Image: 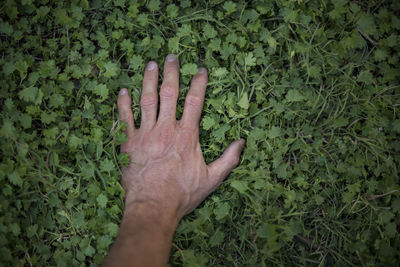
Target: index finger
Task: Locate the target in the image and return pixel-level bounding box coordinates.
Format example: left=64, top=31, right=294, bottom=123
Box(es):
left=180, top=67, right=207, bottom=130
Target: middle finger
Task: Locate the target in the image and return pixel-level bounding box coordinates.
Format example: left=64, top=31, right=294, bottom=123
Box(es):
left=157, top=54, right=180, bottom=125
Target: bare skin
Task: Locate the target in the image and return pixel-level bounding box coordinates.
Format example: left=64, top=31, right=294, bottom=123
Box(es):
left=103, top=54, right=245, bottom=267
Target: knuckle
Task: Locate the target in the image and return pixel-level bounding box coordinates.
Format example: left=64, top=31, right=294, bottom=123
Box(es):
left=140, top=94, right=157, bottom=108
left=185, top=94, right=202, bottom=107
left=194, top=73, right=208, bottom=83
left=118, top=106, right=131, bottom=121
left=121, top=111, right=132, bottom=121
left=143, top=75, right=155, bottom=84
left=230, top=154, right=240, bottom=167
left=160, top=85, right=176, bottom=99
left=223, top=153, right=240, bottom=167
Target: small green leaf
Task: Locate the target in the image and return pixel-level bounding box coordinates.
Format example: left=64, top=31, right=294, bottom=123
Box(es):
left=181, top=63, right=198, bottom=76
left=100, top=159, right=115, bottom=172
left=147, top=0, right=160, bottom=12
left=68, top=135, right=82, bottom=149
left=223, top=1, right=237, bottom=15
left=93, top=83, right=109, bottom=102
left=18, top=86, right=43, bottom=104
left=256, top=223, right=276, bottom=239
left=129, top=55, right=143, bottom=70
left=96, top=194, right=108, bottom=209
left=212, top=125, right=231, bottom=141
left=209, top=228, right=225, bottom=247
left=8, top=172, right=23, bottom=187
left=102, top=61, right=119, bottom=78
left=267, top=126, right=281, bottom=138
left=230, top=180, right=248, bottom=194
left=244, top=52, right=256, bottom=67
left=166, top=4, right=179, bottom=18
left=84, top=245, right=95, bottom=256
left=285, top=89, right=305, bottom=102
left=237, top=92, right=249, bottom=109
left=212, top=67, right=228, bottom=77
left=202, top=116, right=216, bottom=130
left=214, top=202, right=230, bottom=220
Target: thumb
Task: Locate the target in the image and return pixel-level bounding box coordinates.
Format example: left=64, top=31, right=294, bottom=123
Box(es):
left=207, top=139, right=245, bottom=189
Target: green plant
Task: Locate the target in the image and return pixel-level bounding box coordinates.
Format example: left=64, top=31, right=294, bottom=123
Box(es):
left=0, top=0, right=399, bottom=266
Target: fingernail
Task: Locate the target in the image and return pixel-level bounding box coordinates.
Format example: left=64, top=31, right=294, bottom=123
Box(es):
left=198, top=67, right=206, bottom=74
left=238, top=139, right=246, bottom=147
left=166, top=54, right=176, bottom=62
left=120, top=88, right=128, bottom=95
left=146, top=61, right=156, bottom=71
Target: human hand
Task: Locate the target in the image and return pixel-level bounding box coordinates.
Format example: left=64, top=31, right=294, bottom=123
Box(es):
left=117, top=54, right=245, bottom=223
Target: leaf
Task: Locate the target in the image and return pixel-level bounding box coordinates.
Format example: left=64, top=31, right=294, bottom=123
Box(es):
left=100, top=159, right=115, bottom=172
left=223, top=1, right=237, bottom=15
left=214, top=202, right=230, bottom=220
left=203, top=23, right=217, bottom=39
left=267, top=33, right=277, bottom=51
left=181, top=63, right=198, bottom=76
left=84, top=245, right=95, bottom=256
left=212, top=67, right=228, bottom=77
left=177, top=24, right=191, bottom=38
left=129, top=55, right=143, bottom=70
left=14, top=60, right=28, bottom=79
left=26, top=224, right=38, bottom=238
left=96, top=194, right=108, bottom=209
left=357, top=13, right=377, bottom=36
left=237, top=92, right=249, bottom=109
left=267, top=126, right=281, bottom=138
left=392, top=120, right=400, bottom=133
left=120, top=39, right=133, bottom=52
left=244, top=52, right=256, bottom=67
left=166, top=4, right=179, bottom=18
left=97, top=236, right=112, bottom=250
left=230, top=180, right=248, bottom=194
left=0, top=21, right=13, bottom=35
left=18, top=86, right=43, bottom=104
left=102, top=61, right=119, bottom=78
left=49, top=93, right=65, bottom=108
left=10, top=223, right=21, bottom=236
left=276, top=163, right=287, bottom=179
left=68, top=134, right=82, bottom=149
left=212, top=125, right=230, bottom=141
left=19, top=113, right=32, bottom=129
left=8, top=172, right=23, bottom=187
left=333, top=117, right=348, bottom=128
left=168, top=37, right=180, bottom=53
left=308, top=65, right=321, bottom=78
left=208, top=38, right=221, bottom=52
left=147, top=0, right=161, bottom=12
left=93, top=83, right=109, bottom=102
left=209, top=228, right=225, bottom=247
left=104, top=222, right=119, bottom=237
left=202, top=116, right=215, bottom=130
left=285, top=89, right=305, bottom=102
left=385, top=222, right=397, bottom=238
left=256, top=223, right=276, bottom=239
left=127, top=4, right=139, bottom=17
left=357, top=70, right=373, bottom=84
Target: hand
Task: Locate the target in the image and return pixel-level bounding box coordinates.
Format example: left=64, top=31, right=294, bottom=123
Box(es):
left=117, top=54, right=245, bottom=221
left=104, top=54, right=245, bottom=267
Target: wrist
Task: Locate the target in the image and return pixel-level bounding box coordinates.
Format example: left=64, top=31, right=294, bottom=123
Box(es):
left=123, top=199, right=180, bottom=236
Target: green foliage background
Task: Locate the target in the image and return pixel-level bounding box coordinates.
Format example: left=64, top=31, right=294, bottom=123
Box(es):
left=1, top=0, right=399, bottom=266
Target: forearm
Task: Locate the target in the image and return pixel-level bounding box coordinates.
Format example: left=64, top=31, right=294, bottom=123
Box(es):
left=103, top=202, right=179, bottom=267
